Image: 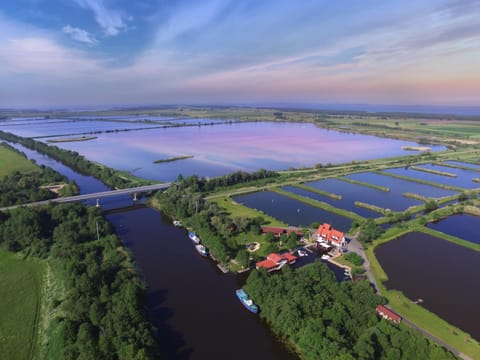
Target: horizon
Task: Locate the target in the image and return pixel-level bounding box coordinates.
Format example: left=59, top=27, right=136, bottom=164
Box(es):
left=1, top=0, right=480, bottom=108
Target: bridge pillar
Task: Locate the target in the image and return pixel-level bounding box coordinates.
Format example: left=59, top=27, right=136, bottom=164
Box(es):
left=96, top=198, right=100, bottom=207
left=133, top=193, right=137, bottom=201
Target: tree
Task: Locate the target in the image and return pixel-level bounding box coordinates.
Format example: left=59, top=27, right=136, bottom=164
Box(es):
left=235, top=249, right=249, bottom=268
left=424, top=199, right=438, bottom=213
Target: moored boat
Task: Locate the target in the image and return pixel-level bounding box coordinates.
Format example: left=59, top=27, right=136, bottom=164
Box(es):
left=235, top=289, right=258, bottom=314
left=188, top=231, right=201, bottom=244
left=195, top=244, right=209, bottom=257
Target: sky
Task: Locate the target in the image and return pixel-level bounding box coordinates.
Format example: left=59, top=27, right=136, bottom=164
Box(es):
left=0, top=0, right=479, bottom=108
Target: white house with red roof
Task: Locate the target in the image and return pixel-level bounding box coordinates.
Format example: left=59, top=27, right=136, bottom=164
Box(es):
left=316, top=223, right=346, bottom=247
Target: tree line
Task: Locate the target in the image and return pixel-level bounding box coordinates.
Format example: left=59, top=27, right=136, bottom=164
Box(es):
left=245, top=262, right=456, bottom=360
left=0, top=203, right=158, bottom=359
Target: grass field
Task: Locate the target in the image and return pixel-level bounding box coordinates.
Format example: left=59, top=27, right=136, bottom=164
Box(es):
left=0, top=250, right=44, bottom=360
left=0, top=145, right=37, bottom=177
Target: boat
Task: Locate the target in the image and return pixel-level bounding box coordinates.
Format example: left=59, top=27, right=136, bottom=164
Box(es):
left=235, top=289, right=258, bottom=314
left=173, top=220, right=182, bottom=227
left=297, top=249, right=308, bottom=257
left=188, top=231, right=201, bottom=244
left=195, top=244, right=209, bottom=257
left=321, top=254, right=331, bottom=260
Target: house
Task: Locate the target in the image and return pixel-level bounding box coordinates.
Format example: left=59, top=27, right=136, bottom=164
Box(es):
left=262, top=226, right=303, bottom=238
left=256, top=252, right=297, bottom=272
left=316, top=223, right=346, bottom=247
left=376, top=305, right=402, bottom=324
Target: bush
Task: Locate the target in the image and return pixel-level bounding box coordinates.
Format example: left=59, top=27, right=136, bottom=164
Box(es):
left=345, top=252, right=364, bottom=266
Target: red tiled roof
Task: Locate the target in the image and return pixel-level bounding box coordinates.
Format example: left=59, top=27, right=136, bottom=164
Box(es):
left=376, top=305, right=401, bottom=322
left=317, top=223, right=344, bottom=244
left=256, top=259, right=277, bottom=269
left=282, top=253, right=297, bottom=262
left=256, top=252, right=297, bottom=269
left=268, top=253, right=283, bottom=263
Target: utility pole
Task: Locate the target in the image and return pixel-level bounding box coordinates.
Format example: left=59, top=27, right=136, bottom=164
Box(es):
left=96, top=220, right=100, bottom=241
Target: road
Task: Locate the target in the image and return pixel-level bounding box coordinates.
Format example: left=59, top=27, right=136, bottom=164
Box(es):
left=0, top=182, right=171, bottom=211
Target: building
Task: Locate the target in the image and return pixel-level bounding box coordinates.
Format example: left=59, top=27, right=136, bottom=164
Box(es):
left=256, top=252, right=297, bottom=271
left=262, top=226, right=303, bottom=238
left=376, top=305, right=402, bottom=324
left=316, top=223, right=346, bottom=247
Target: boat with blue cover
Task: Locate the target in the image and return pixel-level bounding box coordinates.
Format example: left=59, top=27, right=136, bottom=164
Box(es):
left=235, top=289, right=258, bottom=314
left=188, top=231, right=201, bottom=244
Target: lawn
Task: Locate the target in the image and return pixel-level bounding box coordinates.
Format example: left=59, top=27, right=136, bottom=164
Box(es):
left=0, top=145, right=37, bottom=177
left=0, top=250, right=44, bottom=360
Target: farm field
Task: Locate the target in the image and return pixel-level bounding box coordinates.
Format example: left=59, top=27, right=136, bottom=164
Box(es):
left=0, top=144, right=37, bottom=177
left=0, top=249, right=44, bottom=360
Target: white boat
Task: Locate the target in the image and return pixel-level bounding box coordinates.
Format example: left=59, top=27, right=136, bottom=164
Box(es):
left=173, top=220, right=182, bottom=227
left=321, top=254, right=331, bottom=260
left=297, top=249, right=308, bottom=257
left=188, top=231, right=201, bottom=244
left=195, top=244, right=209, bottom=257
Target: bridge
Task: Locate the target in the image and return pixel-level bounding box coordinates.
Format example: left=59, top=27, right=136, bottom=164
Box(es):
left=0, top=183, right=172, bottom=211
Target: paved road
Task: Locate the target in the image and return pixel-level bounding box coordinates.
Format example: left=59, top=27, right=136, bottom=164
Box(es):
left=346, top=234, right=380, bottom=294
left=0, top=182, right=171, bottom=211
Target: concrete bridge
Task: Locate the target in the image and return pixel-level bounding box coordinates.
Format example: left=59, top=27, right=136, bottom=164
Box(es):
left=0, top=183, right=172, bottom=211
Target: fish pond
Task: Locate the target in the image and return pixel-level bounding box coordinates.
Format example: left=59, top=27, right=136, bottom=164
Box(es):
left=383, top=164, right=480, bottom=189
left=345, top=172, right=457, bottom=199
left=281, top=184, right=379, bottom=218
left=303, top=177, right=427, bottom=212
left=375, top=232, right=480, bottom=341
left=234, top=190, right=353, bottom=230
left=427, top=214, right=480, bottom=245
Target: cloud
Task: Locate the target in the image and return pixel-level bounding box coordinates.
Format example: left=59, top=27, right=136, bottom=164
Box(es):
left=62, top=25, right=98, bottom=45
left=74, top=0, right=128, bottom=36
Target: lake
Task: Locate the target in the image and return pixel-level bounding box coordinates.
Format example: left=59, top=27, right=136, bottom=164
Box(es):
left=427, top=214, right=480, bottom=245
left=234, top=191, right=353, bottom=230
left=375, top=232, right=480, bottom=341
left=3, top=121, right=445, bottom=182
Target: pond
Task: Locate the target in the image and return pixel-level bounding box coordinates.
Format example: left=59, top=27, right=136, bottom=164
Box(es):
left=427, top=214, right=480, bottom=245
left=16, top=121, right=445, bottom=182
left=282, top=184, right=379, bottom=218
left=233, top=191, right=353, bottom=231
left=375, top=232, right=480, bottom=341
left=345, top=172, right=457, bottom=199
left=383, top=164, right=480, bottom=189
left=444, top=161, right=480, bottom=171
left=303, top=177, right=425, bottom=212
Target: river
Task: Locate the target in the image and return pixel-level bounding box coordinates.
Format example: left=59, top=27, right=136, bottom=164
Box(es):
left=9, top=143, right=298, bottom=359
